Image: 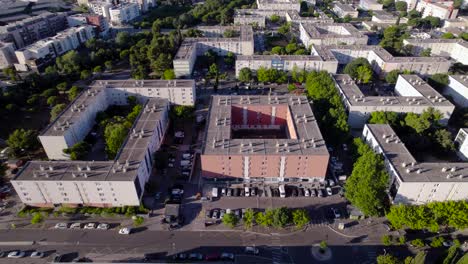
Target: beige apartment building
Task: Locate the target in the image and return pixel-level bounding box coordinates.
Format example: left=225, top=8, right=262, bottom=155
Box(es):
left=201, top=95, right=329, bottom=183
left=332, top=3, right=358, bottom=18
left=299, top=23, right=368, bottom=48
left=403, top=39, right=468, bottom=65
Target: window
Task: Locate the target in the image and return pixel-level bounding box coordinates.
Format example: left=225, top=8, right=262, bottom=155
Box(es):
left=63, top=198, right=69, bottom=201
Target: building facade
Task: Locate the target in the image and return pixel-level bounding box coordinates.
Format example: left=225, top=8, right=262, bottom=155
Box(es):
left=0, top=42, right=17, bottom=69
left=363, top=124, right=468, bottom=205
left=359, top=0, right=383, bottom=10
left=256, top=0, right=300, bottom=11
left=416, top=1, right=458, bottom=20
left=403, top=39, right=468, bottom=65
left=455, top=128, right=468, bottom=161
left=201, top=95, right=329, bottom=183
left=444, top=75, right=468, bottom=107
left=109, top=3, right=140, bottom=25
left=332, top=3, right=359, bottom=18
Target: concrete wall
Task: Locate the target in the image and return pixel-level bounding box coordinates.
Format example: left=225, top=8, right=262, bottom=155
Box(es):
left=445, top=76, right=468, bottom=107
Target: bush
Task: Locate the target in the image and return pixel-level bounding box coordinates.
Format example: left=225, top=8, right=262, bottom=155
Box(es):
left=133, top=216, right=145, bottom=227
left=398, top=235, right=406, bottom=245
left=292, top=209, right=310, bottom=228
left=243, top=208, right=255, bottom=229
left=430, top=237, right=444, bottom=248
left=222, top=213, right=238, bottom=228
left=287, top=84, right=296, bottom=92
left=411, top=239, right=425, bottom=248
left=382, top=235, right=392, bottom=246
left=31, top=212, right=44, bottom=224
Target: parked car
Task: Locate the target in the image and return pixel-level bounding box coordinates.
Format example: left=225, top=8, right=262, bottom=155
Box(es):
left=342, top=144, right=348, bottom=151
left=205, top=209, right=212, bottom=218
left=54, top=223, right=68, bottom=229
left=205, top=253, right=220, bottom=261
left=188, top=253, right=204, bottom=260
left=182, top=171, right=190, bottom=176
left=331, top=208, right=341, bottom=219
left=84, top=223, right=96, bottom=229
left=291, top=188, right=298, bottom=197
left=168, top=163, right=174, bottom=168
left=30, top=251, right=45, bottom=258
left=244, top=187, right=250, bottom=197
left=97, top=223, right=109, bottom=230
left=318, top=189, right=324, bottom=197
left=8, top=251, right=25, bottom=258
left=279, top=185, right=286, bottom=198
left=211, top=209, right=220, bottom=219
left=118, top=227, right=131, bottom=235
left=304, top=188, right=310, bottom=197
left=251, top=187, right=257, bottom=196
left=0, top=251, right=6, bottom=258
left=70, top=223, right=81, bottom=229
left=221, top=188, right=226, bottom=196
left=173, top=253, right=187, bottom=260
left=326, top=187, right=333, bottom=196
left=310, top=189, right=317, bottom=197
left=244, top=246, right=259, bottom=255
left=221, top=252, right=235, bottom=260
left=234, top=188, right=240, bottom=197
left=328, top=179, right=335, bottom=187
left=226, top=188, right=233, bottom=197
left=220, top=209, right=226, bottom=219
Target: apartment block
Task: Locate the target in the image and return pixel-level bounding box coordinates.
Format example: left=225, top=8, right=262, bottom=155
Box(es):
left=444, top=75, right=468, bottom=107
left=363, top=124, right=468, bottom=205
left=371, top=10, right=400, bottom=23
left=334, top=74, right=455, bottom=128
left=235, top=55, right=338, bottom=76
left=256, top=0, right=300, bottom=11
left=173, top=26, right=254, bottom=77
left=0, top=42, right=17, bottom=69
left=0, top=12, right=68, bottom=49
left=87, top=1, right=112, bottom=19
left=299, top=23, right=368, bottom=48
left=416, top=1, right=458, bottom=20
left=67, top=14, right=110, bottom=37
left=332, top=3, right=359, bottom=18
left=403, top=39, right=468, bottom=65
left=456, top=128, right=468, bottom=161
left=12, top=96, right=170, bottom=207
left=109, top=3, right=140, bottom=25
left=359, top=0, right=383, bottom=10
left=285, top=10, right=334, bottom=24
left=311, top=45, right=452, bottom=76
left=126, top=0, right=156, bottom=12
left=201, top=95, right=329, bottom=183
left=234, top=10, right=266, bottom=27
left=14, top=25, right=95, bottom=72
left=443, top=16, right=468, bottom=28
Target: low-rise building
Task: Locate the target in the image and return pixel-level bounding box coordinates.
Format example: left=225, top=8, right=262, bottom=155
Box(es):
left=234, top=10, right=266, bottom=27
left=235, top=55, right=338, bottom=76
left=334, top=74, right=455, bottom=128
left=173, top=26, right=254, bottom=77
left=109, top=3, right=140, bottom=25
left=332, top=3, right=359, bottom=18
left=299, top=23, right=368, bottom=48
left=362, top=124, right=468, bottom=205
left=403, top=39, right=468, bottom=65
left=285, top=10, right=334, bottom=24
left=14, top=25, right=95, bottom=72
left=359, top=0, right=383, bottom=10
left=0, top=42, right=17, bottom=69
left=201, top=95, right=329, bottom=183
left=455, top=128, right=468, bottom=161
left=371, top=10, right=399, bottom=23
left=416, top=1, right=458, bottom=20
left=444, top=75, right=468, bottom=107
left=256, top=0, right=300, bottom=11
left=312, top=45, right=452, bottom=76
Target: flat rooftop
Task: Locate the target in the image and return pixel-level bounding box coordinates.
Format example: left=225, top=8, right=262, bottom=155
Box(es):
left=333, top=3, right=356, bottom=12
left=334, top=74, right=453, bottom=107
left=14, top=97, right=169, bottom=182
left=366, top=124, right=468, bottom=182
left=404, top=38, right=468, bottom=49
left=449, top=75, right=468, bottom=87
left=237, top=54, right=334, bottom=62
left=203, top=95, right=328, bottom=156
left=301, top=23, right=364, bottom=38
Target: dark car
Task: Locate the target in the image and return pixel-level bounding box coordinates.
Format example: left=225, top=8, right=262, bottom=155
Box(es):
left=205, top=209, right=212, bottom=218
left=234, top=209, right=241, bottom=219
left=272, top=188, right=280, bottom=197
left=205, top=253, right=220, bottom=261
left=240, top=188, right=245, bottom=196
left=234, top=188, right=241, bottom=197
left=310, top=188, right=317, bottom=197
left=251, top=187, right=257, bottom=196
left=291, top=188, right=298, bottom=197
left=298, top=188, right=305, bottom=196
left=172, top=253, right=187, bottom=260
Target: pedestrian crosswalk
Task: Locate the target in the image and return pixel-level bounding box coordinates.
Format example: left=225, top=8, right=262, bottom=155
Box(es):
left=271, top=235, right=282, bottom=264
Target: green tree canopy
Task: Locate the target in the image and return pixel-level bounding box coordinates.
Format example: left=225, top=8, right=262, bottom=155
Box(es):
left=243, top=208, right=255, bottom=228
left=395, top=1, right=407, bottom=11
left=104, top=123, right=128, bottom=159
left=385, top=69, right=400, bottom=84
left=292, top=209, right=310, bottom=228
left=163, top=69, right=176, bottom=80
left=377, top=254, right=401, bottom=264
left=7, top=129, right=38, bottom=156
left=343, top=58, right=373, bottom=82
left=356, top=65, right=373, bottom=83
left=68, top=86, right=82, bottom=101
left=222, top=213, right=238, bottom=228
left=50, top=104, right=67, bottom=121
left=368, top=111, right=400, bottom=126
left=63, top=141, right=91, bottom=160
left=428, top=74, right=448, bottom=92
left=238, top=67, right=253, bottom=82
left=56, top=50, right=81, bottom=75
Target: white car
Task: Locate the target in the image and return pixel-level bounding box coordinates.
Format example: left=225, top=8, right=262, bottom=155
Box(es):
left=244, top=187, right=250, bottom=197
left=304, top=188, right=310, bottom=197
left=84, top=223, right=96, bottom=229
left=30, top=251, right=44, bottom=258
left=119, top=227, right=131, bottom=235
left=54, top=223, right=68, bottom=229
left=70, top=222, right=81, bottom=229
left=97, top=223, right=110, bottom=230
left=8, top=251, right=25, bottom=258
left=168, top=163, right=174, bottom=168
left=245, top=246, right=259, bottom=255
left=326, top=187, right=333, bottom=196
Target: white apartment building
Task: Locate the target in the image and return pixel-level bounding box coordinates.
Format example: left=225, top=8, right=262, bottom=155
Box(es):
left=235, top=55, right=338, bottom=76
left=416, top=1, right=458, bottom=20
left=299, top=23, right=368, bottom=48
left=363, top=124, right=468, bottom=205
left=332, top=3, right=359, bottom=18
left=0, top=42, right=17, bottom=69
left=443, top=16, right=468, bottom=28
left=234, top=10, right=266, bottom=27
left=109, top=3, right=140, bottom=25
left=173, top=26, right=254, bottom=77
left=14, top=25, right=95, bottom=72
left=334, top=74, right=455, bottom=128
left=12, top=96, right=170, bottom=207
left=285, top=10, right=334, bottom=24
left=372, top=10, right=400, bottom=23
left=256, top=0, right=300, bottom=11
left=359, top=0, right=383, bottom=10
left=444, top=75, right=468, bottom=107
left=403, top=39, right=468, bottom=65
left=456, top=128, right=468, bottom=161
left=312, top=45, right=452, bottom=76
left=88, top=1, right=112, bottom=19
left=126, top=0, right=156, bottom=13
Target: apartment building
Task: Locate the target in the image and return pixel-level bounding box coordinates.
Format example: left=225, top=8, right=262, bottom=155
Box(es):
left=363, top=124, right=468, bottom=205
left=444, top=75, right=468, bottom=107
left=372, top=10, right=400, bottom=23
left=234, top=10, right=266, bottom=27
left=0, top=12, right=68, bottom=49
left=67, top=14, right=110, bottom=37
left=235, top=55, right=338, bottom=76
left=334, top=74, right=455, bottom=128
left=332, top=3, right=359, bottom=18
left=0, top=42, right=17, bottom=69
left=126, top=0, right=156, bottom=12
left=256, top=0, right=300, bottom=11
left=403, top=39, right=468, bottom=65
left=173, top=26, right=254, bottom=77
left=416, top=1, right=458, bottom=20
left=285, top=10, right=334, bottom=24
left=443, top=16, right=468, bottom=28
left=299, top=23, right=368, bottom=48
left=87, top=1, right=112, bottom=19
left=456, top=128, right=468, bottom=161
left=201, top=95, right=329, bottom=183
left=109, top=3, right=140, bottom=25
left=14, top=25, right=95, bottom=72
left=311, top=45, right=452, bottom=76
left=359, top=0, right=383, bottom=10
left=12, top=96, right=170, bottom=207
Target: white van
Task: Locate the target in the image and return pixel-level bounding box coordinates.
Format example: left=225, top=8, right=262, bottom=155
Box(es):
left=279, top=185, right=286, bottom=198
left=212, top=187, right=218, bottom=198
left=244, top=187, right=250, bottom=197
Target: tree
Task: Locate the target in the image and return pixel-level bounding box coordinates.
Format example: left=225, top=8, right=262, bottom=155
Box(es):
left=292, top=209, right=310, bottom=228
left=271, top=46, right=285, bottom=55
left=50, top=104, right=67, bottom=121
left=428, top=74, right=448, bottom=92
left=291, top=66, right=307, bottom=83
left=222, top=213, right=238, bottom=228
left=404, top=108, right=442, bottom=134
left=385, top=70, right=400, bottom=84
left=460, top=32, right=468, bottom=41
left=115, top=32, right=132, bottom=48
left=382, top=235, right=392, bottom=246
left=319, top=241, right=327, bottom=250
left=441, top=32, right=455, bottom=39
left=395, top=1, right=407, bottom=11
left=31, top=212, right=44, bottom=224
left=93, top=65, right=103, bottom=73
left=104, top=123, right=128, bottom=158
left=207, top=63, right=224, bottom=91
left=434, top=129, right=455, bottom=152
left=424, top=16, right=441, bottom=28
left=270, top=14, right=280, bottom=23
left=133, top=215, right=144, bottom=226
left=63, top=141, right=91, bottom=160
left=379, top=25, right=409, bottom=54
left=272, top=207, right=290, bottom=228
left=255, top=210, right=273, bottom=227
left=80, top=69, right=91, bottom=80
left=345, top=138, right=389, bottom=216
left=430, top=236, right=444, bottom=248
left=56, top=82, right=68, bottom=92
left=104, top=60, right=113, bottom=71
left=68, top=86, right=82, bottom=101
left=410, top=239, right=425, bottom=247
left=356, top=65, right=373, bottom=83
left=3, top=66, right=19, bottom=82
left=224, top=52, right=235, bottom=67
left=288, top=84, right=296, bottom=92
left=56, top=50, right=81, bottom=75
left=41, top=88, right=57, bottom=98
left=369, top=111, right=399, bottom=126
left=172, top=105, right=194, bottom=119
left=150, top=53, right=172, bottom=76
left=278, top=22, right=291, bottom=35
left=420, top=48, right=431, bottom=57
left=377, top=254, right=401, bottom=264
left=238, top=67, right=253, bottom=83
left=47, top=96, right=58, bottom=106
left=243, top=208, right=255, bottom=229
left=7, top=129, right=38, bottom=156
left=285, top=43, right=298, bottom=54
left=163, top=69, right=176, bottom=80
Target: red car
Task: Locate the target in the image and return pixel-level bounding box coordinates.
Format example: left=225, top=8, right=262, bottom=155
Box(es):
left=205, top=253, right=220, bottom=261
